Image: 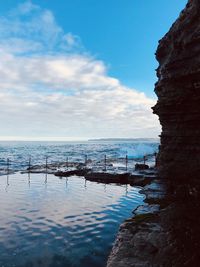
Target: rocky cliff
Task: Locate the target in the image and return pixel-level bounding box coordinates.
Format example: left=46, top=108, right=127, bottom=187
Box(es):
left=153, top=0, right=200, bottom=181
left=107, top=2, right=200, bottom=267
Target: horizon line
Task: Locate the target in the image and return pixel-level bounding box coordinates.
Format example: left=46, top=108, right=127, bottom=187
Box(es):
left=0, top=137, right=159, bottom=142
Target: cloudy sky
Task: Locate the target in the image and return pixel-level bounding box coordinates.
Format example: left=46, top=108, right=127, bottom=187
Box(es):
left=0, top=0, right=187, bottom=141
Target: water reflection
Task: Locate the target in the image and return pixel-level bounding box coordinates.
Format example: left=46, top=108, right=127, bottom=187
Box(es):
left=45, top=173, right=48, bottom=184
left=28, top=172, right=31, bottom=187
left=104, top=183, right=107, bottom=193
left=0, top=173, right=144, bottom=267
left=125, top=184, right=128, bottom=196
left=5, top=174, right=9, bottom=192
left=84, top=179, right=87, bottom=189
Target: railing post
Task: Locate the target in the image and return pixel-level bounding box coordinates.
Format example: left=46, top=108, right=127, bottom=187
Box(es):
left=7, top=158, right=10, bottom=174
left=143, top=155, right=146, bottom=165
left=125, top=154, right=128, bottom=172
left=66, top=157, right=69, bottom=169
left=85, top=154, right=87, bottom=167
left=45, top=156, right=48, bottom=174
left=28, top=156, right=31, bottom=172
left=104, top=155, right=107, bottom=172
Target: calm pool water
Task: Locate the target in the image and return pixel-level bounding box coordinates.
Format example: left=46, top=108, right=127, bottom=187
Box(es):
left=0, top=173, right=144, bottom=267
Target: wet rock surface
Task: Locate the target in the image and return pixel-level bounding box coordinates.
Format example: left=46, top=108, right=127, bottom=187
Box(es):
left=84, top=172, right=129, bottom=184
left=107, top=178, right=169, bottom=267
left=55, top=168, right=90, bottom=177
left=55, top=169, right=155, bottom=187
left=23, top=160, right=156, bottom=187
left=135, top=163, right=149, bottom=171
left=107, top=176, right=200, bottom=267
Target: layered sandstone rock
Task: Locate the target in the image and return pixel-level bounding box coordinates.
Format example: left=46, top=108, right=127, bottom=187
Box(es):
left=107, top=2, right=200, bottom=267
left=153, top=0, right=200, bottom=180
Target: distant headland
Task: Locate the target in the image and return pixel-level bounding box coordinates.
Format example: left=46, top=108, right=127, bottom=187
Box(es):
left=88, top=138, right=160, bottom=142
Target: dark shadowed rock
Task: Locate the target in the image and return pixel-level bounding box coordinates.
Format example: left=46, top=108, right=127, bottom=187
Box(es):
left=107, top=1, right=200, bottom=266
left=135, top=163, right=149, bottom=171
left=84, top=172, right=129, bottom=184
left=152, top=0, right=200, bottom=180
left=55, top=169, right=90, bottom=177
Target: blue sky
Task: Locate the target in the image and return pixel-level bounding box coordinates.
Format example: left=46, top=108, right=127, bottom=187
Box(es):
left=0, top=1, right=187, bottom=140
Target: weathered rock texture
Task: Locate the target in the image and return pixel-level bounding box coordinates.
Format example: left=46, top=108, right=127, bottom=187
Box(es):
left=107, top=2, right=200, bottom=267
left=153, top=0, right=200, bottom=180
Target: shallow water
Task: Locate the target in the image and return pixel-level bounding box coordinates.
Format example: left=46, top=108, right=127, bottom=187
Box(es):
left=0, top=173, right=144, bottom=267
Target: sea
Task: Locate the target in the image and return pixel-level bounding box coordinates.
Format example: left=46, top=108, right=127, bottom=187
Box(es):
left=0, top=140, right=159, bottom=267
left=0, top=139, right=159, bottom=171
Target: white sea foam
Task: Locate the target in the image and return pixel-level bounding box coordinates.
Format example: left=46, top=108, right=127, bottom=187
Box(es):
left=0, top=140, right=159, bottom=170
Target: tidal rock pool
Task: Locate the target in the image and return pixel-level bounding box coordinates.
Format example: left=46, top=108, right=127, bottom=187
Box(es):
left=0, top=173, right=144, bottom=267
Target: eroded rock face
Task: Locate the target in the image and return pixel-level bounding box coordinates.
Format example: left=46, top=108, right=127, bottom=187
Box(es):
left=107, top=3, right=200, bottom=267
left=153, top=0, right=200, bottom=180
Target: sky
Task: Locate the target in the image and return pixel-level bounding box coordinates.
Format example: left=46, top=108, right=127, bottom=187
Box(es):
left=0, top=0, right=187, bottom=141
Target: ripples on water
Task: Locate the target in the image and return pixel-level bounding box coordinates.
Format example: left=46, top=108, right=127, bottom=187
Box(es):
left=0, top=173, right=144, bottom=267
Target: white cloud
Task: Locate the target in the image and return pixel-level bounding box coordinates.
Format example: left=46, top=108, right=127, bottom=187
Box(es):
left=0, top=1, right=160, bottom=140
left=0, top=1, right=81, bottom=54
left=14, top=0, right=39, bottom=15
left=0, top=51, right=119, bottom=91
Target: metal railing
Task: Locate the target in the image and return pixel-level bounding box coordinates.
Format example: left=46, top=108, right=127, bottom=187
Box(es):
left=0, top=152, right=158, bottom=175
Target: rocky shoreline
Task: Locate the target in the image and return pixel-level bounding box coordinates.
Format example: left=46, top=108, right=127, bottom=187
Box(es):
left=106, top=174, right=168, bottom=267
left=106, top=175, right=200, bottom=267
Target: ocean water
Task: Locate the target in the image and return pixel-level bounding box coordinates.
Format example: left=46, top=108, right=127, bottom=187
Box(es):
left=0, top=140, right=159, bottom=171
left=0, top=140, right=159, bottom=267
left=0, top=173, right=144, bottom=267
